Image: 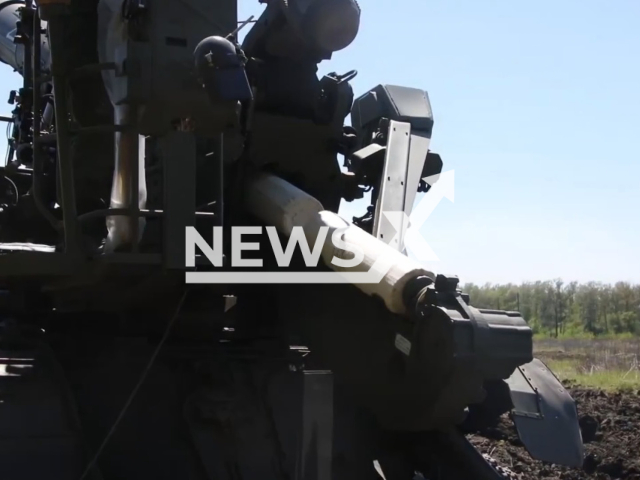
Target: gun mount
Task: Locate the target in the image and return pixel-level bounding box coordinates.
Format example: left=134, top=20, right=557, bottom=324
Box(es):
left=0, top=1, right=583, bottom=479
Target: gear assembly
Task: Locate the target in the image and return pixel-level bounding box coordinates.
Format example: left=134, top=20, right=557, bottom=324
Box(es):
left=0, top=1, right=583, bottom=479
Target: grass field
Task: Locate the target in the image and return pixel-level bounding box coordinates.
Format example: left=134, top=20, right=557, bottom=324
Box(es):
left=534, top=337, right=640, bottom=391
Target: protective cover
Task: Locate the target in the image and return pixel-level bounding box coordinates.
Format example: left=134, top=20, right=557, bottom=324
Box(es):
left=506, top=358, right=584, bottom=467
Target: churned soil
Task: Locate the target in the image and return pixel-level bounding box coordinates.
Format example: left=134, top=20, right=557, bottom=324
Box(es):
left=468, top=382, right=640, bottom=480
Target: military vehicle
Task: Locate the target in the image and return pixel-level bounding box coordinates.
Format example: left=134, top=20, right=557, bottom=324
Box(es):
left=0, top=0, right=583, bottom=479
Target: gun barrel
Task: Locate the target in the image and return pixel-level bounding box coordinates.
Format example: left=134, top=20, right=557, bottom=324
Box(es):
left=245, top=173, right=435, bottom=315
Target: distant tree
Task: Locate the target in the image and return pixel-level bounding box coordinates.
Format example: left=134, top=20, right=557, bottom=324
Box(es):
left=459, top=279, right=640, bottom=336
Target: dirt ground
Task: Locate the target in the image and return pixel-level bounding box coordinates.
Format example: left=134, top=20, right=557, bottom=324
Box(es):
left=468, top=381, right=640, bottom=480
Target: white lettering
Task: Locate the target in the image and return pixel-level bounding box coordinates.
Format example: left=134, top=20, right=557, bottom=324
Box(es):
left=266, top=226, right=327, bottom=267
left=185, top=227, right=223, bottom=267
left=232, top=226, right=263, bottom=267
left=330, top=227, right=364, bottom=268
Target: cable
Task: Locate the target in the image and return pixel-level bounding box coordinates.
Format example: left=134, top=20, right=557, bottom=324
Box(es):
left=4, top=122, right=10, bottom=166
left=78, top=289, right=189, bottom=480
left=1, top=174, right=18, bottom=205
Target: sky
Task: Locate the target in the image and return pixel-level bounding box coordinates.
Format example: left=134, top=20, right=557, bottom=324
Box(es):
left=0, top=0, right=639, bottom=285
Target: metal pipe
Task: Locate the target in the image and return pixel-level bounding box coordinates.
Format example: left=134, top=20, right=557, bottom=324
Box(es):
left=41, top=98, right=53, bottom=130
left=47, top=14, right=79, bottom=252
left=215, top=133, right=223, bottom=228
left=78, top=208, right=214, bottom=222
left=129, top=112, right=140, bottom=253
left=19, top=2, right=32, bottom=152
left=31, top=6, right=58, bottom=230
left=244, top=174, right=435, bottom=316
left=104, top=104, right=147, bottom=253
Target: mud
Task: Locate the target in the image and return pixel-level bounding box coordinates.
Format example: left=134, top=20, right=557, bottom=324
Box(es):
left=469, top=382, right=640, bottom=479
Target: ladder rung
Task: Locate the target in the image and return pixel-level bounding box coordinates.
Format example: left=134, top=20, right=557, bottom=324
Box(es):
left=35, top=125, right=131, bottom=143
left=71, top=124, right=130, bottom=134
left=36, top=63, right=117, bottom=85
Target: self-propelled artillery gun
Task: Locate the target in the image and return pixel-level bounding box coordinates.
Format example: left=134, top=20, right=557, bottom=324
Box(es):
left=0, top=1, right=583, bottom=479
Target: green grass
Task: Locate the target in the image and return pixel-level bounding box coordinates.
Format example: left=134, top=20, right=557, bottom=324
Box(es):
left=533, top=337, right=640, bottom=391
left=541, top=357, right=640, bottom=392
left=533, top=331, right=639, bottom=341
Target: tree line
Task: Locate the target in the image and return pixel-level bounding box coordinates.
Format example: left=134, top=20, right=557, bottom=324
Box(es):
left=461, top=280, right=640, bottom=337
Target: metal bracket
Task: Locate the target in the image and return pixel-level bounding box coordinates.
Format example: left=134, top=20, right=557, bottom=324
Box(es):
left=505, top=362, right=544, bottom=420
left=404, top=130, right=431, bottom=215
left=505, top=358, right=584, bottom=467
left=372, top=120, right=432, bottom=252
left=372, top=120, right=411, bottom=250
left=160, top=131, right=196, bottom=269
